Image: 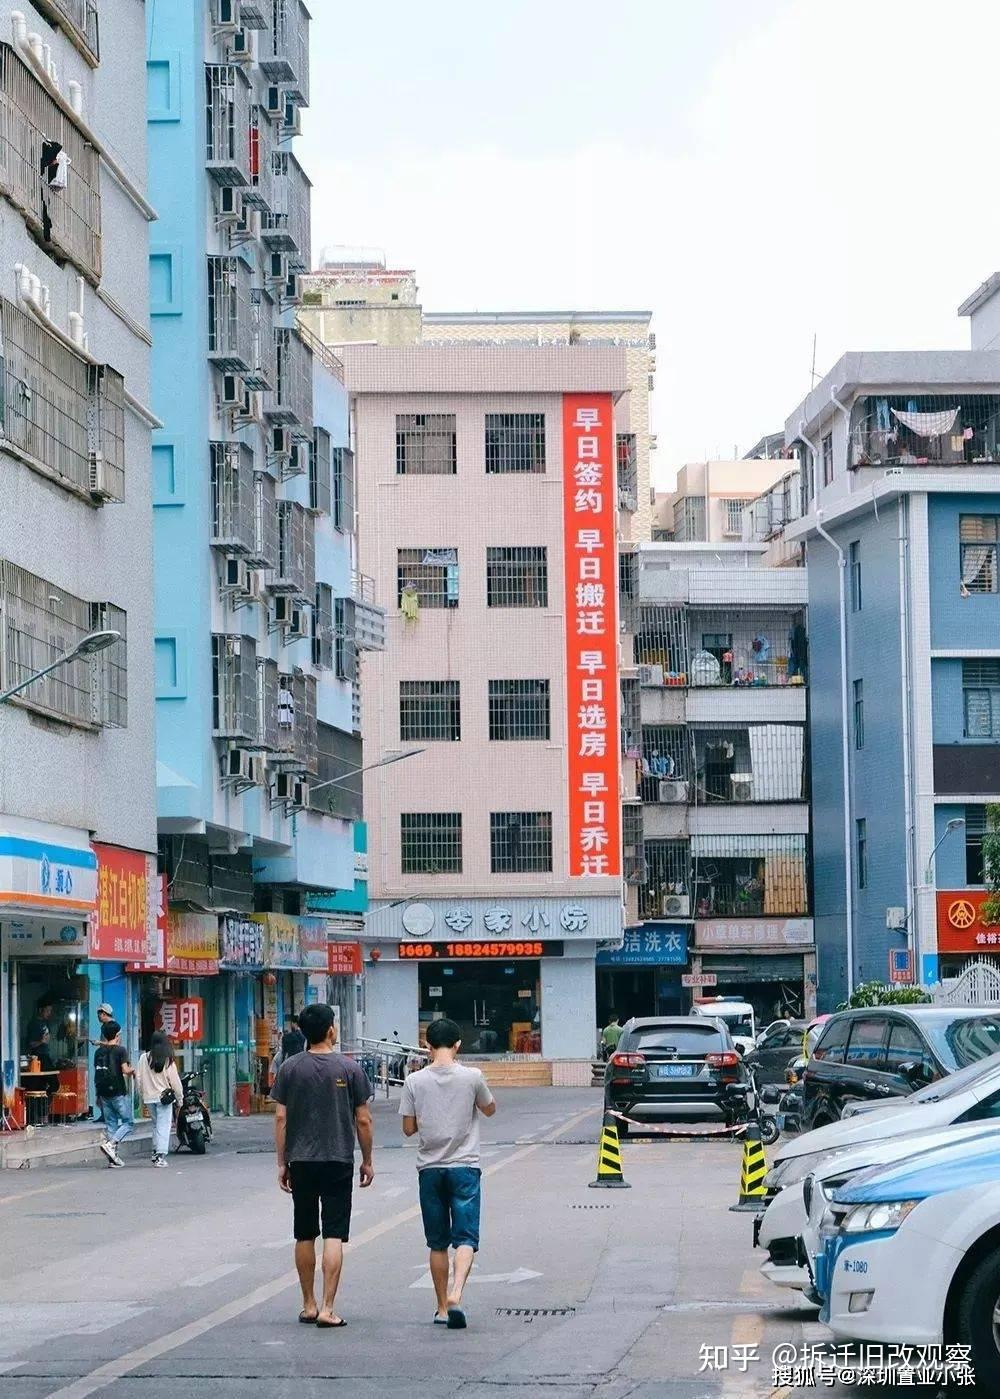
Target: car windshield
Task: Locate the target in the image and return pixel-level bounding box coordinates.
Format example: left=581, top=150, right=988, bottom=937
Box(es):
left=908, top=1049, right=1000, bottom=1102
left=712, top=1014, right=752, bottom=1037
left=628, top=1025, right=726, bottom=1054
left=925, top=1017, right=1000, bottom=1070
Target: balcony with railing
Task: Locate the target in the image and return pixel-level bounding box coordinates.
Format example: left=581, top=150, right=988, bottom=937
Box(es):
left=262, top=151, right=311, bottom=271
left=690, top=725, right=806, bottom=805
left=691, top=834, right=808, bottom=918
left=636, top=604, right=809, bottom=689
left=639, top=725, right=690, bottom=804
left=0, top=44, right=102, bottom=282
left=351, top=570, right=386, bottom=651
left=745, top=470, right=801, bottom=543
left=274, top=668, right=318, bottom=775
left=30, top=0, right=99, bottom=64
left=264, top=326, right=313, bottom=432
left=273, top=499, right=315, bottom=598
left=212, top=633, right=258, bottom=742
left=210, top=441, right=255, bottom=554
left=639, top=839, right=691, bottom=921
left=205, top=65, right=251, bottom=187
left=849, top=393, right=1000, bottom=470
left=0, top=561, right=126, bottom=728
left=260, top=0, right=310, bottom=105
left=208, top=255, right=254, bottom=374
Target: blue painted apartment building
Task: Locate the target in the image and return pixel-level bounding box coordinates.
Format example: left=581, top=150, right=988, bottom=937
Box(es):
left=144, top=1, right=383, bottom=1109
left=786, top=279, right=1000, bottom=1007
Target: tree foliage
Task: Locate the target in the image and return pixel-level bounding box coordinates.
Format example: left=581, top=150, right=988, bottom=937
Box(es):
left=837, top=979, right=932, bottom=1010
left=981, top=803, right=1000, bottom=925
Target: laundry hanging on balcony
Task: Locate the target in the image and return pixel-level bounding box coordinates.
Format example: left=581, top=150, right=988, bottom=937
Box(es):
left=891, top=407, right=959, bottom=438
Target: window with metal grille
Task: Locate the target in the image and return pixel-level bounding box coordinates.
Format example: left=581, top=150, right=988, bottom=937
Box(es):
left=490, top=811, right=552, bottom=873
left=723, top=499, right=745, bottom=536
left=212, top=634, right=258, bottom=740
left=400, top=681, right=460, bottom=742
left=853, top=679, right=864, bottom=749
left=401, top=812, right=462, bottom=874
left=313, top=583, right=333, bottom=669
left=966, top=806, right=987, bottom=884
left=486, top=547, right=547, bottom=608
left=310, top=427, right=332, bottom=514
left=31, top=1, right=100, bottom=63
left=92, top=601, right=127, bottom=729
left=850, top=541, right=862, bottom=610
left=856, top=818, right=868, bottom=889
left=488, top=680, right=550, bottom=740
left=640, top=840, right=690, bottom=919
left=963, top=659, right=1000, bottom=736
left=396, top=414, right=457, bottom=475
left=673, top=497, right=705, bottom=541
left=332, top=446, right=355, bottom=532
left=485, top=413, right=545, bottom=474
left=821, top=432, right=834, bottom=486
left=396, top=548, right=459, bottom=608
left=691, top=834, right=808, bottom=916
left=622, top=803, right=645, bottom=885
left=961, top=516, right=999, bottom=594
left=641, top=726, right=690, bottom=800
left=312, top=723, right=362, bottom=821
left=335, top=598, right=357, bottom=681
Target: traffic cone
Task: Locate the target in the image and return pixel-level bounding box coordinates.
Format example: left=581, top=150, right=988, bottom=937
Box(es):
left=729, top=1122, right=768, bottom=1212
left=589, top=1111, right=631, bottom=1189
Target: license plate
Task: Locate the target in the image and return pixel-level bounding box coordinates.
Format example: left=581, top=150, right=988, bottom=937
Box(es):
left=655, top=1064, right=695, bottom=1078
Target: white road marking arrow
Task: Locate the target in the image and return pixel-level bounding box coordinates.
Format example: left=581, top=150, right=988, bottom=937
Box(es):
left=409, top=1267, right=542, bottom=1289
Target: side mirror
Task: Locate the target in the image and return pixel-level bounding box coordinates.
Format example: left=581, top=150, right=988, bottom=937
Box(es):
left=899, top=1060, right=931, bottom=1087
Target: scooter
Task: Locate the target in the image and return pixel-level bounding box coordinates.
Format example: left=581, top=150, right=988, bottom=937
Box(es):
left=174, top=1071, right=213, bottom=1155
left=724, top=1060, right=781, bottom=1146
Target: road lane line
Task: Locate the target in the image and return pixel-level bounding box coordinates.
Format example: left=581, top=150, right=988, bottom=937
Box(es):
left=0, top=1182, right=64, bottom=1207
left=44, top=1103, right=599, bottom=1399
left=382, top=1185, right=408, bottom=1199
left=183, top=1264, right=244, bottom=1288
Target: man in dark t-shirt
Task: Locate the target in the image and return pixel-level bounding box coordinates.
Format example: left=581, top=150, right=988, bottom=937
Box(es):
left=271, top=1003, right=373, bottom=1327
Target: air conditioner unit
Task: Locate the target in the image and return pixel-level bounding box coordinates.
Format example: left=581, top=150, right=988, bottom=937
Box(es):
left=217, top=186, right=241, bottom=223
left=273, top=594, right=295, bottom=625
left=265, top=84, right=283, bottom=116
left=284, top=272, right=301, bottom=305
left=662, top=894, right=690, bottom=918
left=730, top=773, right=753, bottom=801
left=230, top=28, right=252, bottom=61
left=236, top=386, right=260, bottom=423
left=282, top=97, right=302, bottom=137
left=267, top=252, right=287, bottom=285
left=89, top=456, right=115, bottom=501
left=274, top=772, right=308, bottom=806
left=214, top=0, right=239, bottom=30
left=271, top=425, right=292, bottom=460
left=639, top=664, right=664, bottom=687
left=285, top=605, right=307, bottom=640
left=224, top=556, right=250, bottom=592
left=658, top=779, right=688, bottom=804
left=224, top=746, right=255, bottom=782
left=220, top=373, right=244, bottom=409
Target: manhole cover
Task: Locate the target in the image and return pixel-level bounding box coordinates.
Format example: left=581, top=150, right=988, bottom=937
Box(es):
left=497, top=1307, right=575, bottom=1318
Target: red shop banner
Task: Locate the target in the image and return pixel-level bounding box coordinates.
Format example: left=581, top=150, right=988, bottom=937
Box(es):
left=91, top=844, right=155, bottom=962
left=562, top=393, right=621, bottom=879
left=328, top=941, right=363, bottom=976
left=156, top=996, right=204, bottom=1043
left=936, top=890, right=1000, bottom=953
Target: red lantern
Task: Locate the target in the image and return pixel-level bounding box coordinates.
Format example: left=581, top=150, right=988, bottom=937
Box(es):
left=262, top=971, right=276, bottom=987
left=369, top=948, right=381, bottom=962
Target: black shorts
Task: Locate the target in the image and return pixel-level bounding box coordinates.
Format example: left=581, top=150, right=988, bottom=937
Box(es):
left=289, top=1161, right=354, bottom=1241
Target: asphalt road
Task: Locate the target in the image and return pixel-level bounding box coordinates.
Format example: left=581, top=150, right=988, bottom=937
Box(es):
left=0, top=1090, right=941, bottom=1398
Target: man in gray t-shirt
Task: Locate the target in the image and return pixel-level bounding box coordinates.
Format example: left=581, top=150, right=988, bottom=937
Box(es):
left=400, top=1018, right=496, bottom=1329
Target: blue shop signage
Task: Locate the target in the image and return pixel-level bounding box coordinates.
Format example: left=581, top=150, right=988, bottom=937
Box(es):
left=597, top=924, right=689, bottom=967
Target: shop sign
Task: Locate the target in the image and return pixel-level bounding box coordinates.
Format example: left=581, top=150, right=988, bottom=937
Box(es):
left=398, top=940, right=564, bottom=961
left=328, top=940, right=362, bottom=976
left=354, top=851, right=369, bottom=878
left=562, top=393, right=621, bottom=880
left=0, top=816, right=97, bottom=915
left=5, top=919, right=88, bottom=956
left=90, top=845, right=156, bottom=962
left=219, top=915, right=265, bottom=970
left=201, top=1043, right=247, bottom=1055
left=597, top=925, right=689, bottom=967
left=695, top=918, right=814, bottom=949
left=889, top=948, right=914, bottom=985
left=936, top=891, right=1000, bottom=953
left=300, top=918, right=329, bottom=972
left=166, top=912, right=219, bottom=976
left=126, top=875, right=167, bottom=973
left=156, top=996, right=204, bottom=1043
left=682, top=972, right=717, bottom=988
left=391, top=897, right=618, bottom=942
left=254, top=912, right=303, bottom=969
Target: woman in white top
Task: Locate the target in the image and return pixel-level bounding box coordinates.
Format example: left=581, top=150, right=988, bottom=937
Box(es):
left=135, top=1031, right=183, bottom=1167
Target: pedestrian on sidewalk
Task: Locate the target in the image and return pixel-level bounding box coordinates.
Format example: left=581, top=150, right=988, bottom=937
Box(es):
left=272, top=1003, right=374, bottom=1328
left=400, top=1017, right=497, bottom=1330
left=94, top=1021, right=134, bottom=1168
left=600, top=1012, right=623, bottom=1061
left=135, top=1031, right=183, bottom=1168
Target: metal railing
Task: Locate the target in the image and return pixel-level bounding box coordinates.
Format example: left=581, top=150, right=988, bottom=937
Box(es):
left=249, top=471, right=278, bottom=570
left=211, top=442, right=256, bottom=554
left=274, top=668, right=318, bottom=775
left=264, top=326, right=313, bottom=432
left=346, top=1037, right=429, bottom=1095
left=245, top=104, right=275, bottom=212
left=30, top=0, right=99, bottom=62
left=260, top=0, right=310, bottom=105
left=247, top=288, right=276, bottom=392
left=274, top=500, right=315, bottom=598
left=262, top=151, right=311, bottom=271
left=212, top=633, right=258, bottom=741
left=256, top=656, right=279, bottom=751
left=208, top=256, right=255, bottom=373
left=205, top=65, right=251, bottom=187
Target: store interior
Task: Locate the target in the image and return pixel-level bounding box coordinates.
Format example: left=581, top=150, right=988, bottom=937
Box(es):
left=418, top=961, right=541, bottom=1053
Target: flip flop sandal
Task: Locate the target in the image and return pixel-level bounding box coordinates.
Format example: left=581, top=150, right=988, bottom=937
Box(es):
left=316, top=1317, right=347, bottom=1329
left=298, top=1312, right=318, bottom=1325
left=447, top=1307, right=467, bottom=1330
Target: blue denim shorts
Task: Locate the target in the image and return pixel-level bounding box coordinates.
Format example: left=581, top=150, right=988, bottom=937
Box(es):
left=418, top=1166, right=482, bottom=1251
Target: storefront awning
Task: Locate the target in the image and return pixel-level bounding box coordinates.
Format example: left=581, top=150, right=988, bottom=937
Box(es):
left=0, top=815, right=97, bottom=918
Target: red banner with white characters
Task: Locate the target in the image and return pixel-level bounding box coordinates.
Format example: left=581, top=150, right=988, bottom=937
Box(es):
left=562, top=394, right=621, bottom=879
left=91, top=844, right=156, bottom=962
left=156, top=997, right=204, bottom=1043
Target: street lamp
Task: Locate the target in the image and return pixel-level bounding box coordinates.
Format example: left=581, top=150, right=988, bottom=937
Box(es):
left=924, top=817, right=965, bottom=887
left=0, top=629, right=121, bottom=704
left=310, top=747, right=425, bottom=794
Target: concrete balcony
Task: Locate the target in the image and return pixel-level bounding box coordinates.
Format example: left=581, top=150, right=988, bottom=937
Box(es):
left=688, top=803, right=810, bottom=838
left=642, top=802, right=689, bottom=840
left=686, top=685, right=807, bottom=725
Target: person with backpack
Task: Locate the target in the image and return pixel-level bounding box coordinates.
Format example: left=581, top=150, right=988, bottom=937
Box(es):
left=94, top=1021, right=134, bottom=1168
left=135, top=1030, right=183, bottom=1168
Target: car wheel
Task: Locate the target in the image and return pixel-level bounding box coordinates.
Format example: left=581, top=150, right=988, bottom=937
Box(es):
left=956, top=1248, right=1000, bottom=1392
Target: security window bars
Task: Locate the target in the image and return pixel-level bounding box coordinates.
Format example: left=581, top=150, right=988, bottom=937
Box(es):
left=262, top=150, right=311, bottom=271
left=205, top=65, right=251, bottom=187
left=312, top=724, right=362, bottom=822
left=310, top=427, right=332, bottom=515
left=93, top=602, right=127, bottom=728
left=622, top=803, right=645, bottom=886
left=264, top=326, right=313, bottom=432
left=313, top=583, right=334, bottom=670
left=617, top=434, right=638, bottom=511
left=692, top=834, right=808, bottom=916
left=963, top=659, right=1000, bottom=737
left=641, top=726, right=690, bottom=800
left=485, top=413, right=545, bottom=474
left=249, top=471, right=277, bottom=570
left=275, top=501, right=315, bottom=599
left=0, top=44, right=102, bottom=281
left=966, top=806, right=986, bottom=885
left=961, top=516, right=999, bottom=594
left=856, top=818, right=868, bottom=889
left=488, top=680, right=550, bottom=741
left=335, top=597, right=357, bottom=682
left=723, top=499, right=745, bottom=536
left=207, top=256, right=254, bottom=373
left=490, top=811, right=553, bottom=874
left=400, top=681, right=461, bottom=742
left=486, top=547, right=547, bottom=608
left=849, top=393, right=1000, bottom=469
left=673, top=496, right=705, bottom=542
left=641, top=840, right=690, bottom=920
left=332, top=447, right=355, bottom=532
left=396, top=414, right=457, bottom=475
left=275, top=670, right=318, bottom=774
left=30, top=0, right=99, bottom=64
left=396, top=548, right=459, bottom=609
left=850, top=541, right=862, bottom=610
left=401, top=812, right=462, bottom=874
left=257, top=657, right=279, bottom=751
left=620, top=675, right=640, bottom=755
left=260, top=0, right=310, bottom=104
left=636, top=605, right=689, bottom=679
left=246, top=104, right=274, bottom=212
left=853, top=679, right=865, bottom=749
left=619, top=548, right=638, bottom=634
left=690, top=726, right=805, bottom=802
left=211, top=442, right=255, bottom=553
left=212, top=634, right=258, bottom=741
left=821, top=432, right=834, bottom=486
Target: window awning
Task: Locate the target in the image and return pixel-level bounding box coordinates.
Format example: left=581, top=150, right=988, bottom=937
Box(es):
left=0, top=814, right=97, bottom=917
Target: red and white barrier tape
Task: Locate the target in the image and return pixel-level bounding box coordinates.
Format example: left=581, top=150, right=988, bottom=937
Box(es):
left=606, top=1110, right=748, bottom=1138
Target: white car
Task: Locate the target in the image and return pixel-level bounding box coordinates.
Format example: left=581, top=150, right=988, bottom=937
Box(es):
left=764, top=1050, right=1000, bottom=1194
left=815, top=1130, right=1000, bottom=1386
left=691, top=998, right=756, bottom=1056
left=757, top=1120, right=1000, bottom=1297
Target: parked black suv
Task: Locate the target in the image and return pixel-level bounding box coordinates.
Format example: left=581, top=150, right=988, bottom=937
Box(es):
left=801, top=1006, right=1000, bottom=1131
left=604, top=1016, right=744, bottom=1134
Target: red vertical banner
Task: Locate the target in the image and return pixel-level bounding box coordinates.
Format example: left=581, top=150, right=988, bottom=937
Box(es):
left=563, top=394, right=622, bottom=879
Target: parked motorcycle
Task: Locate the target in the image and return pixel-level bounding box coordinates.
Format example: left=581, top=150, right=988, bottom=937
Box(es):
left=724, top=1058, right=781, bottom=1146
left=174, top=1071, right=212, bottom=1155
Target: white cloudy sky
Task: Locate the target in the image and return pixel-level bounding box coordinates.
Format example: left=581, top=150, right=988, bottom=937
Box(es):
left=300, top=0, right=1000, bottom=487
